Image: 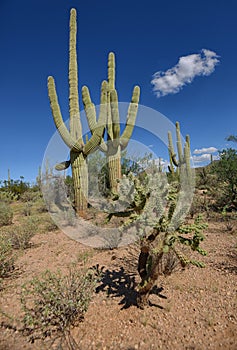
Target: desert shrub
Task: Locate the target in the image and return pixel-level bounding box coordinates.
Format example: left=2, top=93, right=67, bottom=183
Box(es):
left=189, top=191, right=207, bottom=218
left=0, top=190, right=18, bottom=203
left=0, top=202, right=13, bottom=227
left=212, top=148, right=237, bottom=209
left=0, top=235, right=15, bottom=285
left=21, top=268, right=98, bottom=340
left=35, top=198, right=48, bottom=213
left=7, top=217, right=39, bottom=250
left=22, top=202, right=33, bottom=216
left=41, top=217, right=59, bottom=232
left=20, top=191, right=43, bottom=216
left=196, top=167, right=217, bottom=190
left=63, top=208, right=76, bottom=227
left=20, top=190, right=41, bottom=203
left=221, top=206, right=236, bottom=233
left=1, top=177, right=30, bottom=199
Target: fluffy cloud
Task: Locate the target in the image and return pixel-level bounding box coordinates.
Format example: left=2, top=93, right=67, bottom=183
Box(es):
left=151, top=49, right=220, bottom=97
left=154, top=158, right=170, bottom=168
left=145, top=158, right=170, bottom=170
left=193, top=147, right=218, bottom=154
left=192, top=153, right=219, bottom=164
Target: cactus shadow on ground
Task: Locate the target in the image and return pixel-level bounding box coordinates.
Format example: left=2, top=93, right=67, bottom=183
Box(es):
left=94, top=265, right=165, bottom=309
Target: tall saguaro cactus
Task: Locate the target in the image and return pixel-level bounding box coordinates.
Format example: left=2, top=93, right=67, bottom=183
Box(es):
left=168, top=121, right=191, bottom=180
left=82, top=52, right=140, bottom=193
left=47, top=9, right=107, bottom=212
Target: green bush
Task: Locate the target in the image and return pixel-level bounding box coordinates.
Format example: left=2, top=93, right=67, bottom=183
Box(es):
left=0, top=235, right=15, bottom=285
left=40, top=216, right=58, bottom=232
left=0, top=202, right=13, bottom=227
left=21, top=268, right=98, bottom=340
left=212, top=148, right=237, bottom=209
left=35, top=198, right=48, bottom=213
left=9, top=218, right=38, bottom=250
left=1, top=177, right=30, bottom=198
left=0, top=190, right=18, bottom=203
left=22, top=202, right=33, bottom=216
left=20, top=190, right=41, bottom=203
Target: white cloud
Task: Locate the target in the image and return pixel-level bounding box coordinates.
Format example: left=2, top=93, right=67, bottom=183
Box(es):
left=193, top=147, right=218, bottom=155
left=151, top=49, right=220, bottom=97
left=152, top=158, right=170, bottom=169
left=192, top=153, right=219, bottom=164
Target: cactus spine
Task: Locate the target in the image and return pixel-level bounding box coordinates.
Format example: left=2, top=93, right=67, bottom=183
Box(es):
left=47, top=9, right=107, bottom=212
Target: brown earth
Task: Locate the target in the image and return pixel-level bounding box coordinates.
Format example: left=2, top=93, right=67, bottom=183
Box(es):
left=0, top=213, right=236, bottom=350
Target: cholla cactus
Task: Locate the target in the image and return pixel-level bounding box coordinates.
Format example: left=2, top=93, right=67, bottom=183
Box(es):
left=137, top=209, right=207, bottom=309
left=47, top=9, right=107, bottom=212
left=114, top=123, right=205, bottom=308
left=83, top=52, right=140, bottom=193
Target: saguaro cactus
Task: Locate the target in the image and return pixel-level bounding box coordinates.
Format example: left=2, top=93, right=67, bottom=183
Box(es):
left=47, top=9, right=107, bottom=212
left=7, top=169, right=11, bottom=188
left=82, top=52, right=140, bottom=193
left=168, top=122, right=192, bottom=179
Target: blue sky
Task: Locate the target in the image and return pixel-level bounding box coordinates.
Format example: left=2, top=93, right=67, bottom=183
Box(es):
left=0, top=0, right=237, bottom=183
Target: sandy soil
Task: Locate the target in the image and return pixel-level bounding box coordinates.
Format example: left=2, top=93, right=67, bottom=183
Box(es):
left=0, top=217, right=236, bottom=350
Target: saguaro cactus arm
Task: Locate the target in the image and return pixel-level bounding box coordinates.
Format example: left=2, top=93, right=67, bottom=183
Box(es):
left=110, top=89, right=120, bottom=143
left=106, top=52, right=140, bottom=148
left=168, top=130, right=178, bottom=167
left=81, top=86, right=97, bottom=131
left=47, top=76, right=83, bottom=152
left=83, top=81, right=108, bottom=155
left=82, top=84, right=108, bottom=153
left=176, top=121, right=183, bottom=164
left=55, top=161, right=71, bottom=171
left=120, top=85, right=140, bottom=149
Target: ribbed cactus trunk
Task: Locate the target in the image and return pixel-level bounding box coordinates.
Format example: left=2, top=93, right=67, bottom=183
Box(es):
left=70, top=151, right=88, bottom=211
left=106, top=53, right=121, bottom=193
left=105, top=53, right=140, bottom=194
left=107, top=145, right=121, bottom=193
left=7, top=169, right=11, bottom=188
left=47, top=9, right=108, bottom=213
left=82, top=52, right=140, bottom=195
left=68, top=8, right=88, bottom=212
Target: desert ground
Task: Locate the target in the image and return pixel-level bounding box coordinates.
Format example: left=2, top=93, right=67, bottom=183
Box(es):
left=0, top=199, right=236, bottom=350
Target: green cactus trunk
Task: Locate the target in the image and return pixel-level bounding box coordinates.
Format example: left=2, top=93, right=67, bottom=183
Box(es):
left=7, top=169, right=11, bottom=188
left=107, top=145, right=121, bottom=193
left=105, top=53, right=140, bottom=194
left=48, top=9, right=108, bottom=213
left=137, top=251, right=164, bottom=309
left=70, top=151, right=88, bottom=212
